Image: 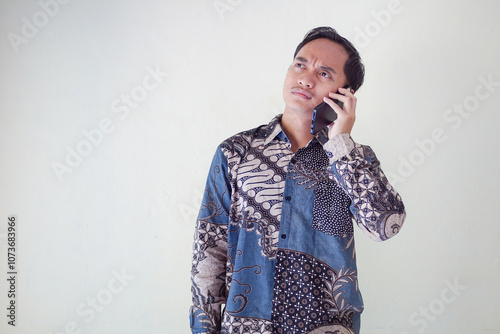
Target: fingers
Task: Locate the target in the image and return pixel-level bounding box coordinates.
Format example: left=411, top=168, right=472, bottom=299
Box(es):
left=327, top=87, right=356, bottom=112
left=326, top=87, right=357, bottom=137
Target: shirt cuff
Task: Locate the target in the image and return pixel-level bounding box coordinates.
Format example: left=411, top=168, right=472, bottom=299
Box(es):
left=323, top=133, right=355, bottom=164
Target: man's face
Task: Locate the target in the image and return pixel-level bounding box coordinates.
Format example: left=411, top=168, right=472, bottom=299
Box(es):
left=283, top=38, right=349, bottom=116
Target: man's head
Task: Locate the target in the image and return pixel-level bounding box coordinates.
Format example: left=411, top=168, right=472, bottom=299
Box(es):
left=294, top=27, right=364, bottom=92
left=283, top=27, right=364, bottom=117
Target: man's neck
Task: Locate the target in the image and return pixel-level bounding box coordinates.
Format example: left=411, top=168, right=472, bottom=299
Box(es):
left=281, top=110, right=315, bottom=153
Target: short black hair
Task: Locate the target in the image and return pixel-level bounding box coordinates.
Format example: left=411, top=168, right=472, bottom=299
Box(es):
left=294, top=27, right=365, bottom=92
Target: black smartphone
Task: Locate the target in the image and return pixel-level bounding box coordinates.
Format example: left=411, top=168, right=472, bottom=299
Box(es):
left=310, top=86, right=351, bottom=135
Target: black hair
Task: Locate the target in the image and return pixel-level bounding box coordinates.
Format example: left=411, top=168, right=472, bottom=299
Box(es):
left=294, top=26, right=365, bottom=92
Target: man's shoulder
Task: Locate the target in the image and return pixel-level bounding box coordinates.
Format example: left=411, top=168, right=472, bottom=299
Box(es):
left=220, top=115, right=282, bottom=157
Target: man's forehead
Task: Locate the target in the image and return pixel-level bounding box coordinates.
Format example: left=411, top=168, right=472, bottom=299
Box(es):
left=296, top=39, right=348, bottom=59
left=294, top=39, right=348, bottom=71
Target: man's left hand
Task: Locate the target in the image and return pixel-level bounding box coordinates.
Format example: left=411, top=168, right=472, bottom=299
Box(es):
left=325, top=87, right=356, bottom=138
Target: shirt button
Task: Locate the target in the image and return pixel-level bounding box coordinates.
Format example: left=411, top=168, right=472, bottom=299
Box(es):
left=285, top=195, right=291, bottom=201
left=281, top=233, right=287, bottom=239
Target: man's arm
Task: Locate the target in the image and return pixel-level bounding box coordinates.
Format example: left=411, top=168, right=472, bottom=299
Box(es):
left=190, top=148, right=231, bottom=333
left=323, top=134, right=406, bottom=241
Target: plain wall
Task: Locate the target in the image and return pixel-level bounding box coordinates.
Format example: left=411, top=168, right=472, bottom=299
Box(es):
left=1, top=0, right=499, bottom=333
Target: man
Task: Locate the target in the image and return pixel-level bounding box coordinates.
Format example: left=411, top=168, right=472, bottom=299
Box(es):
left=190, top=26, right=406, bottom=334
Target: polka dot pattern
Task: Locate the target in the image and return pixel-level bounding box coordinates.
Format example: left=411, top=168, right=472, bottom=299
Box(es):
left=291, top=140, right=353, bottom=237
left=312, top=182, right=353, bottom=237
left=272, top=249, right=354, bottom=333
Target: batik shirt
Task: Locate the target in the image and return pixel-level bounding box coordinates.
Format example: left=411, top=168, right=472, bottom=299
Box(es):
left=190, top=115, right=406, bottom=334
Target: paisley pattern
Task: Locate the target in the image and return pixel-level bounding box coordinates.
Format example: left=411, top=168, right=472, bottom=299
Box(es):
left=190, top=115, right=406, bottom=334
left=221, top=120, right=293, bottom=260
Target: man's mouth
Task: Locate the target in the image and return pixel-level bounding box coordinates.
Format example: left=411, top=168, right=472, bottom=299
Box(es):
left=291, top=88, right=312, bottom=99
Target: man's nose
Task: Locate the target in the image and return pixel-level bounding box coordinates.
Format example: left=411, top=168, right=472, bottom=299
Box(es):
left=298, top=73, right=314, bottom=88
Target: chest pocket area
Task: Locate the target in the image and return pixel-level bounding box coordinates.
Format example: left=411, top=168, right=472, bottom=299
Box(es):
left=312, top=179, right=353, bottom=237
left=291, top=140, right=354, bottom=237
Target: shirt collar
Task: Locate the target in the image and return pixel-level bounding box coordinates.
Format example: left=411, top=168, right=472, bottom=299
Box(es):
left=262, top=114, right=286, bottom=146
left=261, top=114, right=331, bottom=146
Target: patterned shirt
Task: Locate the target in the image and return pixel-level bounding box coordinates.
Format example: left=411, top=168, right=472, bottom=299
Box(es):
left=190, top=115, right=406, bottom=334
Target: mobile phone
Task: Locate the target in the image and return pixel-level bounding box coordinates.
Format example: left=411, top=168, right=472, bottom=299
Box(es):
left=310, top=86, right=351, bottom=135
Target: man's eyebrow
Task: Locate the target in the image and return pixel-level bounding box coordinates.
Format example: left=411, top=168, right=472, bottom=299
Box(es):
left=295, top=56, right=308, bottom=63
left=294, top=56, right=337, bottom=74
left=320, top=65, right=337, bottom=74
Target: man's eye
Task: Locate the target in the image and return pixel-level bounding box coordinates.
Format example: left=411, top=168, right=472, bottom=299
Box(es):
left=320, top=72, right=331, bottom=78
left=295, top=63, right=305, bottom=68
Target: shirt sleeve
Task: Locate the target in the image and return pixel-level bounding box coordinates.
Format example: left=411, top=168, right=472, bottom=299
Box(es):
left=190, top=146, right=231, bottom=333
left=323, top=133, right=406, bottom=241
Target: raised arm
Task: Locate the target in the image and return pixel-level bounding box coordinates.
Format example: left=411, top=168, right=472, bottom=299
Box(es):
left=324, top=134, right=406, bottom=241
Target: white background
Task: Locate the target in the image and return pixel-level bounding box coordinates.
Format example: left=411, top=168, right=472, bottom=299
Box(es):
left=1, top=0, right=499, bottom=333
